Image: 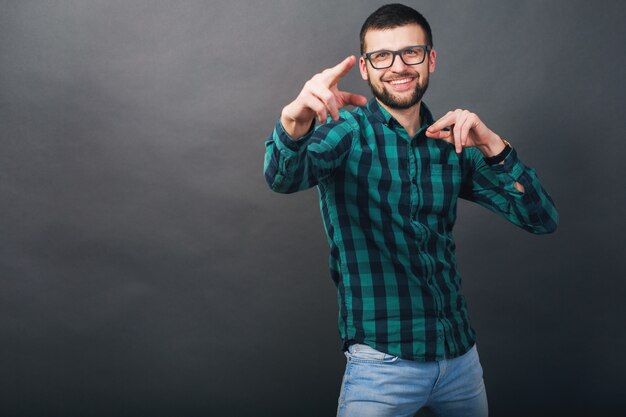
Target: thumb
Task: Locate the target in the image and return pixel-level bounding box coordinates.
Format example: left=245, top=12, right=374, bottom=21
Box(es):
left=339, top=91, right=368, bottom=107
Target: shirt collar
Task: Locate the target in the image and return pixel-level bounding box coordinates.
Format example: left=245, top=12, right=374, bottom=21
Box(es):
left=366, top=98, right=434, bottom=130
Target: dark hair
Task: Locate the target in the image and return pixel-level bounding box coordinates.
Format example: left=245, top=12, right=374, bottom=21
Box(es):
left=360, top=3, right=433, bottom=53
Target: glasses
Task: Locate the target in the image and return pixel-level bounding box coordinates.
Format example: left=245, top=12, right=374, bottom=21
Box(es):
left=363, top=45, right=431, bottom=69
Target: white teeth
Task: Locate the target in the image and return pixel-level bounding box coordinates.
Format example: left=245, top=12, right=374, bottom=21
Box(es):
left=389, top=78, right=412, bottom=85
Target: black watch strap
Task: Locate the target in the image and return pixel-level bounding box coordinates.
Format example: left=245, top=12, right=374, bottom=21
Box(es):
left=484, top=139, right=512, bottom=165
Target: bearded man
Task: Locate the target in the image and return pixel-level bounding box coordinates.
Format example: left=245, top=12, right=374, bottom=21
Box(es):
left=264, top=4, right=558, bottom=416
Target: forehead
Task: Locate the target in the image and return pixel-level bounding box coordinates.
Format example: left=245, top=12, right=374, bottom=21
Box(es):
left=363, top=24, right=427, bottom=51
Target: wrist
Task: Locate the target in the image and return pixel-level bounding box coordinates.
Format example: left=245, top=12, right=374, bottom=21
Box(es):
left=483, top=138, right=512, bottom=165
left=477, top=134, right=506, bottom=157
left=280, top=111, right=313, bottom=140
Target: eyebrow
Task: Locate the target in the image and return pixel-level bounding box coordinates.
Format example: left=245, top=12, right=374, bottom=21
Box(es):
left=366, top=45, right=425, bottom=53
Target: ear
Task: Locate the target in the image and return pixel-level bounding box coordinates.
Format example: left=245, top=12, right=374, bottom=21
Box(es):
left=359, top=56, right=369, bottom=81
left=428, top=48, right=437, bottom=73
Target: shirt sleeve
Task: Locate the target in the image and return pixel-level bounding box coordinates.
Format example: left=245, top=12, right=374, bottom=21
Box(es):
left=459, top=147, right=559, bottom=234
left=263, top=114, right=357, bottom=194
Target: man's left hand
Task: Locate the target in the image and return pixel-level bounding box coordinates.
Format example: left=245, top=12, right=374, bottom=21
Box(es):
left=426, top=109, right=505, bottom=157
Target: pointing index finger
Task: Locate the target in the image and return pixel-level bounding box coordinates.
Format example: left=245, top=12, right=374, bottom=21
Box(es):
left=323, top=55, right=357, bottom=85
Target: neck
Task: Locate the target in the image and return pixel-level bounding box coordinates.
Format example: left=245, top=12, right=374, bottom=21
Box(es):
left=378, top=99, right=423, bottom=137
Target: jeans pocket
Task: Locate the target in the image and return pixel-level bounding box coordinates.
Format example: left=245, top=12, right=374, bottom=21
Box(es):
left=348, top=344, right=399, bottom=364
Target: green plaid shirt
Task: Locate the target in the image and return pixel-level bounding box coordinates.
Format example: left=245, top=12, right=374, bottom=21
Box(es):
left=264, top=99, right=558, bottom=361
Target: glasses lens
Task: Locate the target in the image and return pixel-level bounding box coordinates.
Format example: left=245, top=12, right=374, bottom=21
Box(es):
left=401, top=47, right=425, bottom=65
left=370, top=51, right=393, bottom=68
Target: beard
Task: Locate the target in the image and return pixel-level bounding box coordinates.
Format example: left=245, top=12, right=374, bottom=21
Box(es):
left=368, top=72, right=429, bottom=110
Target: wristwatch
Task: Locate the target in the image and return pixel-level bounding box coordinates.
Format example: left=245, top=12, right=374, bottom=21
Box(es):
left=484, top=139, right=512, bottom=165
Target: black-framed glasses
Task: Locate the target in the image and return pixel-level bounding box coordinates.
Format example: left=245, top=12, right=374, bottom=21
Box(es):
left=362, top=45, right=432, bottom=69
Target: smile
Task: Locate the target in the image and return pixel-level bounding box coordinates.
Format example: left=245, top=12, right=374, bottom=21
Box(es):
left=387, top=77, right=414, bottom=85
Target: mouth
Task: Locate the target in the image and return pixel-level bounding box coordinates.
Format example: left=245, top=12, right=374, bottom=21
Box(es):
left=384, top=76, right=417, bottom=90
left=387, top=77, right=414, bottom=85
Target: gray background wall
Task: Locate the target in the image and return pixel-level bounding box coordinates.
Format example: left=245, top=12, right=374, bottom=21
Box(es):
left=1, top=1, right=624, bottom=416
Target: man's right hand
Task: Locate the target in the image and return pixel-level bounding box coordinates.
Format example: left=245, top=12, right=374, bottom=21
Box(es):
left=280, top=55, right=368, bottom=139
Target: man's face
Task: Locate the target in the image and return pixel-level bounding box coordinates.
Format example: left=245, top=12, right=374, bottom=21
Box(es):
left=359, top=24, right=436, bottom=110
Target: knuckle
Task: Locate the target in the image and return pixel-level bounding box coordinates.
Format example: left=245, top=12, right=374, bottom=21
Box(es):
left=309, top=100, right=322, bottom=111
left=320, top=91, right=333, bottom=102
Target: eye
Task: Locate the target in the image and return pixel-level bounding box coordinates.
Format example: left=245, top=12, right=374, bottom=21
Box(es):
left=371, top=51, right=390, bottom=61
left=403, top=48, right=420, bottom=57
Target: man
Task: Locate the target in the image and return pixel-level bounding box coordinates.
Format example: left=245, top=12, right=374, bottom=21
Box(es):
left=264, top=4, right=558, bottom=417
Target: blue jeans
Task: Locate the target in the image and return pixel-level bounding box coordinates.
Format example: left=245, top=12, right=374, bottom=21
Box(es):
left=337, top=343, right=488, bottom=417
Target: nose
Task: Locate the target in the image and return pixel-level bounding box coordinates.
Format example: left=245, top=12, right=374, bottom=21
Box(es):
left=389, top=53, right=409, bottom=72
